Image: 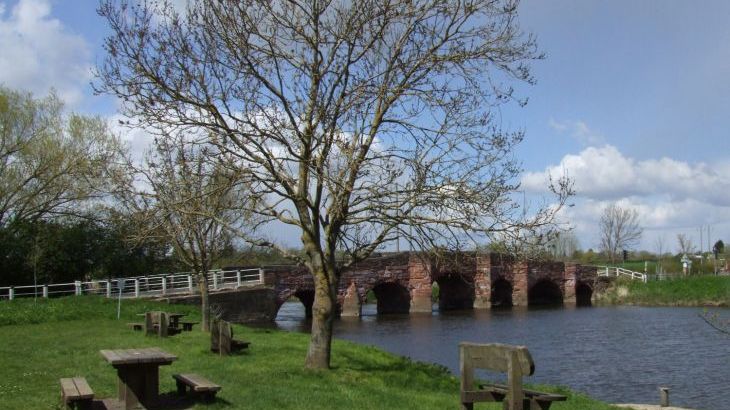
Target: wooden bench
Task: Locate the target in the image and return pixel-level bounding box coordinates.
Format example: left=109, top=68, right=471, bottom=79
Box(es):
left=211, top=319, right=250, bottom=355
left=60, top=377, right=94, bottom=410
left=173, top=373, right=221, bottom=402
left=180, top=321, right=198, bottom=331
left=459, top=342, right=567, bottom=410
left=126, top=322, right=143, bottom=331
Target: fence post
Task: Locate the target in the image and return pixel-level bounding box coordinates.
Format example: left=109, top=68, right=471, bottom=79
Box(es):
left=134, top=279, right=140, bottom=298
left=74, top=281, right=82, bottom=296
left=236, top=270, right=241, bottom=287
left=9, top=287, right=14, bottom=300
left=259, top=268, right=265, bottom=284
left=187, top=275, right=193, bottom=293
left=161, top=276, right=167, bottom=295
left=212, top=272, right=218, bottom=290
left=106, top=280, right=111, bottom=298
left=42, top=285, right=48, bottom=298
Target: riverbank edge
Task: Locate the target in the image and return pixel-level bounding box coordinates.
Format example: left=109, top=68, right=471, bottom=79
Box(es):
left=592, top=275, right=730, bottom=308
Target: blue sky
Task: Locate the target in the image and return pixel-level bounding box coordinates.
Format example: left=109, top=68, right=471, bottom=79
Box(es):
left=1, top=0, right=729, bottom=253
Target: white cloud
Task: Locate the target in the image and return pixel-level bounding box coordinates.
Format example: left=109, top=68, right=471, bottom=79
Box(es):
left=527, top=144, right=730, bottom=251
left=0, top=0, right=91, bottom=104
left=523, top=145, right=730, bottom=206
left=548, top=118, right=604, bottom=146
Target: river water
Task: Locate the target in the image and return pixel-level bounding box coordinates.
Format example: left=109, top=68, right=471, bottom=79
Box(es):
left=274, top=302, right=729, bottom=410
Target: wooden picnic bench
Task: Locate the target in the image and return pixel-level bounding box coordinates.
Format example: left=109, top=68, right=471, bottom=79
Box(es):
left=460, top=342, right=567, bottom=410
left=211, top=319, right=250, bottom=355
left=173, top=373, right=221, bottom=402
left=126, top=322, right=143, bottom=331
left=60, top=377, right=94, bottom=410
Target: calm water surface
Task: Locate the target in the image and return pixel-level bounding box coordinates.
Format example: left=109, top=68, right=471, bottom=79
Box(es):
left=275, top=302, right=730, bottom=410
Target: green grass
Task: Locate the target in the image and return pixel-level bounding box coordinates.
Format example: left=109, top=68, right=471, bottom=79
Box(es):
left=597, top=275, right=730, bottom=306
left=0, top=296, right=620, bottom=409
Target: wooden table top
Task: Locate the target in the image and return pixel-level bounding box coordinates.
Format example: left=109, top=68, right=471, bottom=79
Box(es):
left=100, top=347, right=178, bottom=365
left=136, top=312, right=186, bottom=318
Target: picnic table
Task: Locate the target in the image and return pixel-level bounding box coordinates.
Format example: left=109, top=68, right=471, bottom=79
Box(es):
left=100, top=347, right=177, bottom=410
left=136, top=312, right=186, bottom=329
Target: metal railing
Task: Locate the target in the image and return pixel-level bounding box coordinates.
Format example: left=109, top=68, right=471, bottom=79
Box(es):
left=0, top=268, right=265, bottom=301
left=596, top=266, right=647, bottom=283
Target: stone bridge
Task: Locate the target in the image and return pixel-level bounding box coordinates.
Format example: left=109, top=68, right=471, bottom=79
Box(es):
left=166, top=252, right=599, bottom=323
left=269, top=252, right=598, bottom=319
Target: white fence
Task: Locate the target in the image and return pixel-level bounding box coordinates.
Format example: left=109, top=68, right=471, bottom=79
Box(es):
left=0, top=268, right=264, bottom=300
left=596, top=266, right=647, bottom=283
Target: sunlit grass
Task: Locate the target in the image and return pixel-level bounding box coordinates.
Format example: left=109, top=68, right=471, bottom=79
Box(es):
left=0, top=296, right=620, bottom=409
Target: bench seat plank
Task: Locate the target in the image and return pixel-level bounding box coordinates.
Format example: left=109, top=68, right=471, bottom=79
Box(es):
left=173, top=373, right=221, bottom=392
left=479, top=383, right=567, bottom=401
left=71, top=377, right=94, bottom=399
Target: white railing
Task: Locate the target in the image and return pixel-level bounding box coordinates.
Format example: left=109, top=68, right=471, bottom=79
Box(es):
left=0, top=268, right=265, bottom=301
left=596, top=266, right=647, bottom=283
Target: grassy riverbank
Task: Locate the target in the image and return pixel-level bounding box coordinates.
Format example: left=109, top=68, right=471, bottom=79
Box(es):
left=595, top=275, right=730, bottom=306
left=0, top=296, right=619, bottom=409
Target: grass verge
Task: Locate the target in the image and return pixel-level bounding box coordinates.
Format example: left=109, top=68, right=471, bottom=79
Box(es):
left=0, top=296, right=620, bottom=409
left=595, top=275, right=730, bottom=306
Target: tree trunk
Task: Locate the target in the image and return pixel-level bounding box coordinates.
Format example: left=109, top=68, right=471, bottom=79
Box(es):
left=304, top=269, right=337, bottom=369
left=198, top=273, right=211, bottom=332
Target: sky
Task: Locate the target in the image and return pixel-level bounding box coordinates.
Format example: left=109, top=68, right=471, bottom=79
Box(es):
left=0, top=0, right=728, bottom=253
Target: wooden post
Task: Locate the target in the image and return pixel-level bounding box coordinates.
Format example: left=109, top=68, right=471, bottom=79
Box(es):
left=506, top=350, right=523, bottom=410
left=187, top=275, right=193, bottom=293
left=210, top=319, right=221, bottom=353
left=236, top=270, right=241, bottom=287
left=660, top=387, right=670, bottom=407
left=74, top=281, right=82, bottom=296
left=134, top=279, right=140, bottom=298
left=158, top=312, right=169, bottom=337
left=42, top=285, right=48, bottom=298
left=106, top=280, right=111, bottom=298
left=144, top=312, right=155, bottom=336
left=212, top=272, right=218, bottom=290
left=9, top=287, right=14, bottom=300
left=258, top=268, right=265, bottom=284
left=161, top=276, right=167, bottom=295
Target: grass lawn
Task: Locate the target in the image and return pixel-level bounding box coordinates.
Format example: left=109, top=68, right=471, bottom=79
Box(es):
left=0, top=296, right=620, bottom=409
left=597, top=275, right=730, bottom=306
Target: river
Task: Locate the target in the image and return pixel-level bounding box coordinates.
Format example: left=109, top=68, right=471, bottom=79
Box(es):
left=274, top=302, right=729, bottom=410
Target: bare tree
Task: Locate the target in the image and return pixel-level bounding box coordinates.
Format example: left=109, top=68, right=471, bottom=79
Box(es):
left=96, top=0, right=572, bottom=369
left=0, top=87, right=122, bottom=229
left=677, top=233, right=695, bottom=255
left=599, top=203, right=642, bottom=263
left=112, top=133, right=256, bottom=331
left=654, top=235, right=666, bottom=274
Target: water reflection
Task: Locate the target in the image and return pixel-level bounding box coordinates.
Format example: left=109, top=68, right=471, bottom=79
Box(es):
left=272, top=301, right=729, bottom=410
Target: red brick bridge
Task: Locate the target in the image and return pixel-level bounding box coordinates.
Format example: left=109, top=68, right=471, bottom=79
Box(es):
left=266, top=252, right=599, bottom=318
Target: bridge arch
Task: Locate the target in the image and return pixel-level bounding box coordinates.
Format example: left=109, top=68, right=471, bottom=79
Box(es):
left=369, top=281, right=411, bottom=314
left=575, top=281, right=593, bottom=307
left=276, top=288, right=316, bottom=318
left=528, top=279, right=563, bottom=306
left=491, top=277, right=513, bottom=308
left=434, top=275, right=474, bottom=310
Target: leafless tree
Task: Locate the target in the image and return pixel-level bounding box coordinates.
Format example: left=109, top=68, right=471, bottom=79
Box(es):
left=96, top=0, right=572, bottom=369
left=599, top=203, right=642, bottom=263
left=654, top=235, right=666, bottom=274
left=677, top=233, right=695, bottom=255
left=112, top=133, right=256, bottom=331
left=0, top=87, right=122, bottom=229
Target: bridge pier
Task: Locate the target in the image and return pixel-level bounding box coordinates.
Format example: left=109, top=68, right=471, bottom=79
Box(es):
left=340, top=282, right=361, bottom=317
left=408, top=255, right=432, bottom=313
left=512, top=262, right=529, bottom=306
left=563, top=264, right=577, bottom=305
left=473, top=256, right=491, bottom=309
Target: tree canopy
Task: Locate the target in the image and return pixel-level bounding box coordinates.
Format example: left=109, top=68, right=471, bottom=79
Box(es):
left=96, top=0, right=572, bottom=369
